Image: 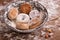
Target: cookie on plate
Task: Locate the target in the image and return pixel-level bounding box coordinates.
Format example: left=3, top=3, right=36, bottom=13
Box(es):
left=8, top=8, right=18, bottom=20
left=19, top=3, right=32, bottom=14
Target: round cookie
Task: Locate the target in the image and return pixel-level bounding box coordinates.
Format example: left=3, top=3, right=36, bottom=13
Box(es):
left=19, top=3, right=32, bottom=14
left=16, top=13, right=30, bottom=23
left=29, top=10, right=40, bottom=18
left=8, top=8, right=18, bottom=20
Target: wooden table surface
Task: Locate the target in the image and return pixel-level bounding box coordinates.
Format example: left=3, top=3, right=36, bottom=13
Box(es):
left=0, top=0, right=60, bottom=40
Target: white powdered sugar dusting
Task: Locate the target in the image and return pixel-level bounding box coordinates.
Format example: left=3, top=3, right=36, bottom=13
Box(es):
left=38, top=0, right=60, bottom=21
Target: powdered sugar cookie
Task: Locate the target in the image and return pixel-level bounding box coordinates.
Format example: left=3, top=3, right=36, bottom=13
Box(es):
left=16, top=13, right=30, bottom=22
left=29, top=10, right=40, bottom=18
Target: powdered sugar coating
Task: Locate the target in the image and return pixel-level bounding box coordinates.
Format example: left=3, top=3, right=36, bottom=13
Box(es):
left=16, top=13, right=30, bottom=22
left=29, top=10, right=40, bottom=19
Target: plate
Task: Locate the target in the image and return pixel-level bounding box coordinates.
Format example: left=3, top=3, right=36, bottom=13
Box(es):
left=4, top=1, right=48, bottom=33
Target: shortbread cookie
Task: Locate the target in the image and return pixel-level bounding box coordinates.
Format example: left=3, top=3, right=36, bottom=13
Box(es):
left=8, top=8, right=18, bottom=20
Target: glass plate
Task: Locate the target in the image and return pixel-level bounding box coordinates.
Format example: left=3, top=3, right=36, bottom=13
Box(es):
left=4, top=1, right=48, bottom=33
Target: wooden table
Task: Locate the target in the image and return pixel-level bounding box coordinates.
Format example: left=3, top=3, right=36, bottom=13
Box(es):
left=0, top=0, right=60, bottom=40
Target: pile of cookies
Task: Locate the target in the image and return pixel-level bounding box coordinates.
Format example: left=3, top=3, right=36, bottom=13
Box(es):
left=7, top=3, right=42, bottom=30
